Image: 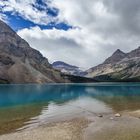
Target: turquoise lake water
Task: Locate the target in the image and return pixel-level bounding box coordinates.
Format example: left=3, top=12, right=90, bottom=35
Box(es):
left=0, top=83, right=140, bottom=134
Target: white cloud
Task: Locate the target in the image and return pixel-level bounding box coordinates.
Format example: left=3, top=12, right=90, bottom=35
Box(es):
left=18, top=26, right=98, bottom=68
left=0, top=13, right=7, bottom=22
left=3, top=0, right=140, bottom=68
left=0, top=0, right=57, bottom=25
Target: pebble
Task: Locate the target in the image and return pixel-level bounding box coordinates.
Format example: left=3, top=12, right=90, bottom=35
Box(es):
left=110, top=117, right=114, bottom=120
left=115, top=113, right=121, bottom=117
left=98, top=114, right=103, bottom=117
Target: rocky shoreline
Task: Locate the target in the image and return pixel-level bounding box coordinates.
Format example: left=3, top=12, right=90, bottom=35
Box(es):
left=0, top=111, right=140, bottom=140
left=0, top=118, right=90, bottom=140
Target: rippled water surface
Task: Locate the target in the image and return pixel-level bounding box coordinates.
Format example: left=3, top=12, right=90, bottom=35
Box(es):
left=0, top=83, right=140, bottom=134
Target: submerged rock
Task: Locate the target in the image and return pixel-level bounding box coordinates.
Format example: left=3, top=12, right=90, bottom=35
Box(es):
left=98, top=114, right=103, bottom=118
left=110, top=117, right=114, bottom=120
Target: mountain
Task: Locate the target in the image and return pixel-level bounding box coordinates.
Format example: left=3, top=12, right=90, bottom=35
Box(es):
left=0, top=20, right=96, bottom=84
left=0, top=20, right=70, bottom=84
left=86, top=47, right=140, bottom=81
left=52, top=61, right=86, bottom=76
left=52, top=61, right=78, bottom=71
left=103, top=49, right=126, bottom=64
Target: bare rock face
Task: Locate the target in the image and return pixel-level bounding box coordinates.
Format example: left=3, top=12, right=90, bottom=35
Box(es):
left=86, top=47, right=140, bottom=81
left=0, top=20, right=68, bottom=84
left=104, top=49, right=126, bottom=64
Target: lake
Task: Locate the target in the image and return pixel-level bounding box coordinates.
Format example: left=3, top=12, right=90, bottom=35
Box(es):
left=0, top=83, right=140, bottom=134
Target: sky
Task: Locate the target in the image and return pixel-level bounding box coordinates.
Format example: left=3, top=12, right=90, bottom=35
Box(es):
left=0, top=0, right=140, bottom=69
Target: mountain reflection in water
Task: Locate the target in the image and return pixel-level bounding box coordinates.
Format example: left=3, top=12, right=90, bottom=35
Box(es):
left=0, top=83, right=140, bottom=133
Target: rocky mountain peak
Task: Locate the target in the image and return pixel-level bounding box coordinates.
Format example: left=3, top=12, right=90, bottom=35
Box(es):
left=86, top=46, right=140, bottom=82
left=52, top=61, right=78, bottom=69
left=113, top=49, right=124, bottom=55
left=103, top=49, right=126, bottom=64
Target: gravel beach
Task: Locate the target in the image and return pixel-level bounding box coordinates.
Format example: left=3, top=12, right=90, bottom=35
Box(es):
left=0, top=111, right=140, bottom=140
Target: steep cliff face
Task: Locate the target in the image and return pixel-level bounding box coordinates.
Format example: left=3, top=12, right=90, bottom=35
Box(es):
left=103, top=49, right=126, bottom=64
left=86, top=47, right=140, bottom=81
left=0, top=20, right=68, bottom=84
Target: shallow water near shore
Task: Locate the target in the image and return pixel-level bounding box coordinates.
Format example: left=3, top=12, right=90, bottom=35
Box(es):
left=0, top=83, right=140, bottom=137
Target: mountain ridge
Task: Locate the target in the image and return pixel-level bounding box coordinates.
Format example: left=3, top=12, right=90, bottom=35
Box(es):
left=103, top=49, right=126, bottom=64
left=0, top=20, right=96, bottom=84
left=52, top=61, right=85, bottom=76
left=0, top=20, right=66, bottom=83
left=86, top=47, right=140, bottom=81
left=52, top=61, right=78, bottom=69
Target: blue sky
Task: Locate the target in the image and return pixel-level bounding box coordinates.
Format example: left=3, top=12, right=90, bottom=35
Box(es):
left=0, top=0, right=72, bottom=31
left=7, top=14, right=72, bottom=31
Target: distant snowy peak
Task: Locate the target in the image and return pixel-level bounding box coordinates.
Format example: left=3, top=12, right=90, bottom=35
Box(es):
left=52, top=61, right=78, bottom=69
left=52, top=61, right=85, bottom=76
